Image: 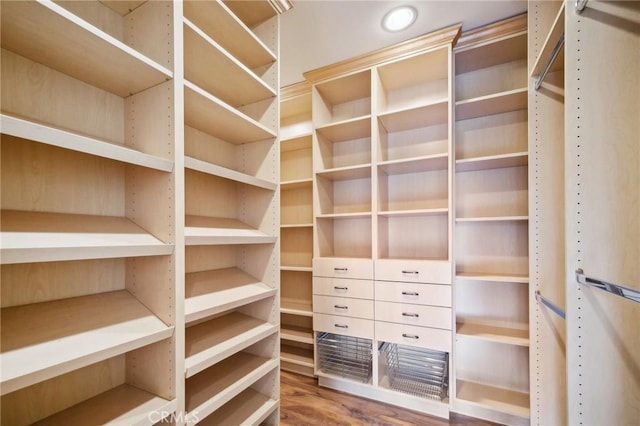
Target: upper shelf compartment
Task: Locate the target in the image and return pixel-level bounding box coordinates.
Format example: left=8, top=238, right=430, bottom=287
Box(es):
left=376, top=46, right=449, bottom=115
left=184, top=0, right=276, bottom=71
left=183, top=18, right=275, bottom=107
left=0, top=0, right=172, bottom=98
left=313, top=70, right=371, bottom=127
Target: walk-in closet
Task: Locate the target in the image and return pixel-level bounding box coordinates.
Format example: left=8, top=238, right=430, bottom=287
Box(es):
left=1, top=1, right=638, bottom=425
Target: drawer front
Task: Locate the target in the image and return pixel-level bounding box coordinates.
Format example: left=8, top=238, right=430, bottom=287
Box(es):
left=375, top=301, right=452, bottom=330
left=313, top=295, right=374, bottom=319
left=313, top=258, right=374, bottom=280
left=375, top=259, right=451, bottom=284
left=313, top=277, right=374, bottom=299
left=375, top=281, right=451, bottom=307
left=314, top=314, right=374, bottom=339
left=375, top=321, right=451, bottom=352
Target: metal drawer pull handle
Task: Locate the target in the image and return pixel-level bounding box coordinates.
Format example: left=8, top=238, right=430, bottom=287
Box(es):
left=402, top=270, right=419, bottom=274
left=334, top=286, right=348, bottom=290
left=402, top=312, right=419, bottom=318
left=402, top=291, right=419, bottom=296
left=334, top=267, right=348, bottom=272
left=402, top=333, right=419, bottom=339
left=335, top=324, right=348, bottom=328
left=334, top=305, right=348, bottom=309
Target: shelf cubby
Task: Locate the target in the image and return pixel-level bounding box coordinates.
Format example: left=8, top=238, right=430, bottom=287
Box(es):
left=376, top=47, right=449, bottom=114
left=456, top=380, right=530, bottom=420
left=281, top=136, right=313, bottom=181
left=315, top=168, right=372, bottom=216
left=184, top=307, right=278, bottom=378
left=281, top=89, right=313, bottom=141
left=378, top=214, right=449, bottom=261
left=281, top=343, right=315, bottom=368
left=0, top=1, right=172, bottom=98
left=281, top=227, right=313, bottom=269
left=281, top=324, right=314, bottom=345
left=313, top=70, right=371, bottom=126
left=281, top=184, right=313, bottom=226
left=378, top=164, right=448, bottom=214
left=183, top=0, right=276, bottom=72
left=196, top=387, right=279, bottom=426
left=316, top=216, right=373, bottom=259
left=456, top=88, right=528, bottom=121
left=315, top=117, right=372, bottom=171
left=281, top=270, right=313, bottom=316
left=1, top=291, right=174, bottom=395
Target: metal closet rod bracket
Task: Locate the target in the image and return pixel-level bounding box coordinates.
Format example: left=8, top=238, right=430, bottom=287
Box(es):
left=576, top=268, right=640, bottom=304
left=576, top=0, right=588, bottom=13
left=535, top=291, right=566, bottom=319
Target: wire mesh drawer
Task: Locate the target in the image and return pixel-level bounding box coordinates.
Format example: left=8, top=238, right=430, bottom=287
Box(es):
left=380, top=342, right=449, bottom=400
left=317, top=332, right=372, bottom=383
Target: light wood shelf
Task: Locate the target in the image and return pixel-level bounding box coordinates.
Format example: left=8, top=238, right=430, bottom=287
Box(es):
left=281, top=134, right=312, bottom=151
left=186, top=351, right=278, bottom=424
left=530, top=3, right=565, bottom=78
left=183, top=18, right=275, bottom=107
left=456, top=272, right=529, bottom=283
left=280, top=266, right=313, bottom=272
left=184, top=312, right=278, bottom=378
left=281, top=344, right=315, bottom=368
left=0, top=0, right=172, bottom=98
left=0, top=114, right=173, bottom=172
left=456, top=380, right=530, bottom=419
left=281, top=299, right=313, bottom=317
left=456, top=88, right=528, bottom=121
left=378, top=100, right=449, bottom=132
left=185, top=215, right=277, bottom=245
left=223, top=1, right=279, bottom=28
left=313, top=71, right=371, bottom=126
left=185, top=268, right=276, bottom=324
left=455, top=32, right=527, bottom=75
left=281, top=179, right=313, bottom=190
left=197, top=388, right=278, bottom=426
left=0, top=210, right=173, bottom=265
left=316, top=164, right=372, bottom=181
left=456, top=322, right=530, bottom=347
left=378, top=153, right=448, bottom=175
left=281, top=324, right=314, bottom=345
left=456, top=152, right=528, bottom=172
left=184, top=81, right=276, bottom=145
left=281, top=223, right=313, bottom=229
left=32, top=384, right=176, bottom=426
left=379, top=208, right=449, bottom=217
left=183, top=0, right=276, bottom=70
left=456, top=216, right=529, bottom=223
left=315, top=116, right=372, bottom=142
left=184, top=156, right=277, bottom=191
left=0, top=290, right=174, bottom=395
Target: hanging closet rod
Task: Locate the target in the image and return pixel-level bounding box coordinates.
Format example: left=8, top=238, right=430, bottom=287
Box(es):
left=535, top=33, right=565, bottom=90
left=575, top=0, right=588, bottom=13
left=576, top=269, right=640, bottom=304
left=535, top=291, right=566, bottom=319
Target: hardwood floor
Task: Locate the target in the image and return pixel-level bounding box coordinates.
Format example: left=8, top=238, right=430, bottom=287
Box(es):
left=280, top=370, right=498, bottom=426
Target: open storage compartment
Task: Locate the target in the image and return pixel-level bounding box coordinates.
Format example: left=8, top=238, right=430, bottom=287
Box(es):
left=316, top=332, right=373, bottom=384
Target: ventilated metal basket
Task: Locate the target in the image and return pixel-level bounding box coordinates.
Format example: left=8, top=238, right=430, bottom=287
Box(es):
left=317, top=332, right=372, bottom=383
left=380, top=342, right=449, bottom=400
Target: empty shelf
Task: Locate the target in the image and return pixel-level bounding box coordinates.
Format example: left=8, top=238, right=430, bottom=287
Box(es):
left=0, top=0, right=171, bottom=98
left=456, top=380, right=530, bottom=419
left=378, top=154, right=449, bottom=175
left=185, top=267, right=276, bottom=324
left=316, top=116, right=371, bottom=142
left=456, top=88, right=528, bottom=121
left=184, top=156, right=277, bottom=191
left=378, top=100, right=449, bottom=132
left=280, top=266, right=313, bottom=272
left=378, top=208, right=449, bottom=217
left=281, top=344, right=315, bottom=368
left=33, top=385, right=176, bottom=426
left=186, top=352, right=278, bottom=422
left=185, top=215, right=277, bottom=245
left=281, top=325, right=314, bottom=344
left=185, top=312, right=278, bottom=378
left=184, top=18, right=275, bottom=107
left=456, top=152, right=528, bottom=172
left=1, top=210, right=173, bottom=264
left=456, top=322, right=529, bottom=347
left=281, top=299, right=313, bottom=317
left=198, top=388, right=278, bottom=426
left=456, top=216, right=529, bottom=223
left=1, top=290, right=174, bottom=395
left=316, top=165, right=372, bottom=181
left=184, top=81, right=276, bottom=145
left=1, top=114, right=173, bottom=172
left=456, top=272, right=529, bottom=283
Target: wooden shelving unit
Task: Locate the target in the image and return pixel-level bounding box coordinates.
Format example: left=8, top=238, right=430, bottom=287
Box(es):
left=1, top=0, right=286, bottom=424
left=453, top=15, right=530, bottom=426
left=280, top=82, right=315, bottom=377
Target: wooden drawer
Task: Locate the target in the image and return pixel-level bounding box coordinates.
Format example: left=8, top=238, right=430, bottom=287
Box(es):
left=314, top=314, right=374, bottom=339
left=375, top=259, right=451, bottom=284
left=313, top=257, right=373, bottom=280
left=375, top=281, right=451, bottom=307
left=313, top=295, right=374, bottom=319
left=313, top=277, right=374, bottom=299
left=375, top=301, right=452, bottom=330
left=375, top=321, right=451, bottom=352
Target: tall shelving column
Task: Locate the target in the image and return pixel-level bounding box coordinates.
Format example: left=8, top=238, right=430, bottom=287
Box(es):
left=452, top=15, right=530, bottom=426
left=279, top=82, right=315, bottom=376
left=528, top=1, right=567, bottom=425
left=1, top=1, right=181, bottom=424
left=181, top=1, right=282, bottom=424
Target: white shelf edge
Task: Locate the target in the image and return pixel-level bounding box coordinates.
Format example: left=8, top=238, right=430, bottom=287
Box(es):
left=280, top=265, right=313, bottom=272
left=456, top=87, right=528, bottom=107
left=315, top=114, right=372, bottom=132
left=456, top=216, right=529, bottom=223
left=316, top=212, right=373, bottom=220
left=184, top=156, right=276, bottom=191
left=280, top=223, right=313, bottom=229
left=456, top=321, right=530, bottom=347
left=378, top=97, right=449, bottom=118
left=456, top=272, right=529, bottom=283
left=455, top=380, right=531, bottom=422
left=378, top=208, right=449, bottom=217
left=1, top=114, right=174, bottom=172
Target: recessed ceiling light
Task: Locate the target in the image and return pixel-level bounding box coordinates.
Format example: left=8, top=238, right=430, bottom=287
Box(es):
left=382, top=6, right=417, bottom=32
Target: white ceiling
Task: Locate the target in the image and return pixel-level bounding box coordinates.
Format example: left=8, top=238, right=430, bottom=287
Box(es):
left=280, top=0, right=528, bottom=87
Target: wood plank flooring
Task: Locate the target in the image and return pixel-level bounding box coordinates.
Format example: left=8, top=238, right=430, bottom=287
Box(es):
left=280, top=371, right=498, bottom=426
